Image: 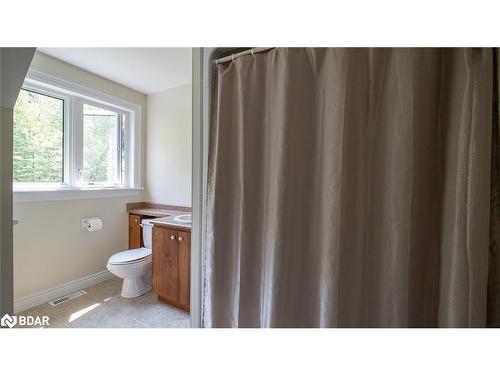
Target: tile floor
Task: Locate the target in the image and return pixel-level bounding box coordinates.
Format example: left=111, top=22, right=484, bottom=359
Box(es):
left=20, top=277, right=190, bottom=328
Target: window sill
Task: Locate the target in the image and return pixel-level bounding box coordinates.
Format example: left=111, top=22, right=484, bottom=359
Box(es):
left=13, top=187, right=143, bottom=203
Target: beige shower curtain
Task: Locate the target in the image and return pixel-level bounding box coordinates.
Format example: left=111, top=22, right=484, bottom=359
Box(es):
left=205, top=48, right=500, bottom=327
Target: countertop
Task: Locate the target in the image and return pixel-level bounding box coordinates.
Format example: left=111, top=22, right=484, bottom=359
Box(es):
left=127, top=202, right=191, bottom=231
left=127, top=202, right=190, bottom=217
left=149, top=215, right=191, bottom=231
left=127, top=207, right=174, bottom=217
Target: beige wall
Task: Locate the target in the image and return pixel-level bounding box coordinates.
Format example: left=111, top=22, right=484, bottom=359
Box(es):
left=14, top=198, right=133, bottom=298
left=146, top=84, right=192, bottom=206
left=13, top=52, right=147, bottom=300
left=2, top=48, right=36, bottom=313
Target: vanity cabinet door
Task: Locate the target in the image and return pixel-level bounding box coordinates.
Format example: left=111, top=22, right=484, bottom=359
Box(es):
left=152, top=227, right=179, bottom=303
left=177, top=230, right=191, bottom=311
left=128, top=214, right=142, bottom=249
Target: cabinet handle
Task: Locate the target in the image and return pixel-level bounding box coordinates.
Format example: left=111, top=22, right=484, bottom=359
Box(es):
left=178, top=236, right=183, bottom=242
left=170, top=235, right=176, bottom=240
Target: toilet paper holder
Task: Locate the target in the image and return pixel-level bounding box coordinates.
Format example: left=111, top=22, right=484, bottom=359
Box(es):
left=81, top=217, right=103, bottom=232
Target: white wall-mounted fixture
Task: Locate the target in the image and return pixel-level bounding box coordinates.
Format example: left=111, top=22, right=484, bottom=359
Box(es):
left=81, top=217, right=103, bottom=232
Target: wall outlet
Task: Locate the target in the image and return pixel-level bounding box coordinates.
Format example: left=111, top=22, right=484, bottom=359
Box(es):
left=80, top=217, right=103, bottom=231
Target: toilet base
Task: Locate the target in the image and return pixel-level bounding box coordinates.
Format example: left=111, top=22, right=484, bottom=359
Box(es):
left=121, top=276, right=151, bottom=298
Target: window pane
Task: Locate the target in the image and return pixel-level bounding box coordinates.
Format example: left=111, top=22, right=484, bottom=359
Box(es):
left=83, top=104, right=121, bottom=184
left=13, top=89, right=64, bottom=183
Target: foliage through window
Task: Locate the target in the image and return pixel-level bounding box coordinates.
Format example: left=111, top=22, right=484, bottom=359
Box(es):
left=13, top=89, right=64, bottom=183
left=83, top=104, right=124, bottom=185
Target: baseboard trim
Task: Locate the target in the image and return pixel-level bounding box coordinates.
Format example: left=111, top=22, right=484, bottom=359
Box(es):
left=14, top=270, right=115, bottom=313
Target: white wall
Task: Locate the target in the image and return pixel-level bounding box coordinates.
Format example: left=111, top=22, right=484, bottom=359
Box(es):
left=13, top=52, right=147, bottom=301
left=1, top=48, right=36, bottom=314
left=146, top=84, right=192, bottom=206
left=14, top=198, right=133, bottom=298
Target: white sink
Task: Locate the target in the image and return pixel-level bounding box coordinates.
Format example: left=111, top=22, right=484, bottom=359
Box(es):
left=173, top=214, right=192, bottom=224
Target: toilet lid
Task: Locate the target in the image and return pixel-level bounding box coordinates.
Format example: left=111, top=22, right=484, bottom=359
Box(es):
left=109, top=248, right=152, bottom=265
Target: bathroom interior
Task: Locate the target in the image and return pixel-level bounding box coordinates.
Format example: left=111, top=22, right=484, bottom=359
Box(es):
left=2, top=1, right=500, bottom=372
left=8, top=47, right=500, bottom=330
left=12, top=48, right=193, bottom=328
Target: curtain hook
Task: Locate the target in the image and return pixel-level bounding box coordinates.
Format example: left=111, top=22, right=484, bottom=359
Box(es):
left=231, top=54, right=235, bottom=63
left=251, top=49, right=255, bottom=57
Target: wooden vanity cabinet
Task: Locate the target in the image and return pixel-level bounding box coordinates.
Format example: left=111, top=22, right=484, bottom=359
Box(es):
left=152, top=225, right=191, bottom=312
left=129, top=214, right=143, bottom=248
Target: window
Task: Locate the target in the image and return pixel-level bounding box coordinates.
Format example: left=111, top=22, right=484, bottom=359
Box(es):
left=13, top=71, right=142, bottom=202
left=82, top=104, right=124, bottom=186
left=14, top=89, right=64, bottom=184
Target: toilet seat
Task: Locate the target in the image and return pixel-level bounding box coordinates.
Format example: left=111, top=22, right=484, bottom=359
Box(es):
left=108, top=247, right=152, bottom=265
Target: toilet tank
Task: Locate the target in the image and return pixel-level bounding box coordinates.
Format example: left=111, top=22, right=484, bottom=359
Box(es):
left=141, top=219, right=153, bottom=249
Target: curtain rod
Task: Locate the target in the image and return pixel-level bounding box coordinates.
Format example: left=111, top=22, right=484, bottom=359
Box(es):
left=213, top=48, right=274, bottom=64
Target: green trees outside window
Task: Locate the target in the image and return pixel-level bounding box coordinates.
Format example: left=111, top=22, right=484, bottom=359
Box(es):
left=13, top=89, right=64, bottom=183
left=13, top=89, right=125, bottom=186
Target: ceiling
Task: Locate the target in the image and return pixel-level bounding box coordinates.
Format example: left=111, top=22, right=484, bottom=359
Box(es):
left=37, top=48, right=192, bottom=94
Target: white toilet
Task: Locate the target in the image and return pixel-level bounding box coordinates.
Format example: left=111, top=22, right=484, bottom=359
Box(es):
left=107, top=219, right=153, bottom=298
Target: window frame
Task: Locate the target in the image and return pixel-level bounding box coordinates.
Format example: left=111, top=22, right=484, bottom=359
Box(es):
left=13, top=70, right=142, bottom=202
left=80, top=99, right=129, bottom=187
left=13, top=85, right=70, bottom=189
